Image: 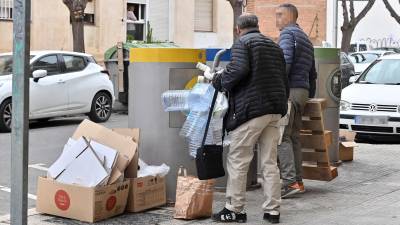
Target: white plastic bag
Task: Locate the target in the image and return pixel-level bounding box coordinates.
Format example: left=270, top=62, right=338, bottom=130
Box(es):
left=138, top=159, right=170, bottom=177
left=213, top=92, right=228, bottom=118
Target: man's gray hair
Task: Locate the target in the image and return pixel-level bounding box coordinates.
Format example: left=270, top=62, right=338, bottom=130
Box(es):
left=279, top=3, right=298, bottom=20
left=237, top=14, right=259, bottom=30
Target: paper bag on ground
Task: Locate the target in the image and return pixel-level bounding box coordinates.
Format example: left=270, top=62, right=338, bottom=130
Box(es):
left=72, top=120, right=138, bottom=184
left=36, top=177, right=130, bottom=223
left=174, top=168, right=215, bottom=219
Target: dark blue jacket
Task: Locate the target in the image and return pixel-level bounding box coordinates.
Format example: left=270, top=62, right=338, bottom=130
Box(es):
left=278, top=24, right=317, bottom=97
left=213, top=29, right=289, bottom=131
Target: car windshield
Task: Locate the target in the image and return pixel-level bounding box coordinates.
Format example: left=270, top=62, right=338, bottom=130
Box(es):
left=358, top=59, right=400, bottom=84
left=0, top=55, right=35, bottom=76
left=350, top=53, right=380, bottom=64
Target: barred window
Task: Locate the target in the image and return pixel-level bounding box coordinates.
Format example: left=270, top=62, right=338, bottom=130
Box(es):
left=0, top=0, right=13, bottom=20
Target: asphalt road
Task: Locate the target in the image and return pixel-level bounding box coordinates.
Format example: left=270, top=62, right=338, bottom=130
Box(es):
left=0, top=113, right=129, bottom=216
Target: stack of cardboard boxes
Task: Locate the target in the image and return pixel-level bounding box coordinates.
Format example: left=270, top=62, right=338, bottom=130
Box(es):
left=36, top=120, right=167, bottom=223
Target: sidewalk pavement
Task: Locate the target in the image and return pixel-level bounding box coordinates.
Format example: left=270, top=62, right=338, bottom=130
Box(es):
left=1, top=143, right=400, bottom=225
left=112, top=100, right=128, bottom=113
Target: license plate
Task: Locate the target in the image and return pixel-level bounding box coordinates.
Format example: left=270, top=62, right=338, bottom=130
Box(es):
left=355, top=116, right=389, bottom=125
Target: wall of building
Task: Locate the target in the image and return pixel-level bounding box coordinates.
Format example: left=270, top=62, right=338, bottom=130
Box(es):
left=246, top=0, right=327, bottom=45
left=172, top=0, right=233, bottom=48
left=0, top=0, right=125, bottom=61
left=0, top=0, right=234, bottom=61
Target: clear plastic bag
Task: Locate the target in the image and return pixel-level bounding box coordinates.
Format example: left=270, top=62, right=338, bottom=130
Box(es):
left=188, top=83, right=215, bottom=112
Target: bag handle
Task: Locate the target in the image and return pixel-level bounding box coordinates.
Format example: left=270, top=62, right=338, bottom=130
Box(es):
left=201, top=89, right=219, bottom=147
left=178, top=166, right=188, bottom=177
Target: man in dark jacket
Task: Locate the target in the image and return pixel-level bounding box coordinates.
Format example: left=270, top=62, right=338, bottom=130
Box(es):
left=211, top=14, right=289, bottom=224
left=276, top=3, right=317, bottom=198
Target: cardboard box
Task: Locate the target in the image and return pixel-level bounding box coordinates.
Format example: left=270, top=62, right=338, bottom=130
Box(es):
left=72, top=120, right=138, bottom=184
left=339, top=129, right=356, bottom=142
left=126, top=176, right=166, bottom=213
left=339, top=142, right=358, bottom=161
left=36, top=177, right=130, bottom=223
left=113, top=128, right=140, bottom=179
left=339, top=130, right=358, bottom=161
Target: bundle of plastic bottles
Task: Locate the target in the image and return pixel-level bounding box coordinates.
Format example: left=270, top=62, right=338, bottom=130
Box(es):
left=162, top=83, right=224, bottom=157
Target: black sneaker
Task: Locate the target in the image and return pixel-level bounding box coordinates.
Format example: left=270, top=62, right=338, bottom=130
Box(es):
left=264, top=212, right=280, bottom=224
left=281, top=186, right=300, bottom=199
left=212, top=207, right=247, bottom=223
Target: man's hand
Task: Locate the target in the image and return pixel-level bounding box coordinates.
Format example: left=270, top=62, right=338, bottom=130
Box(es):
left=211, top=69, right=224, bottom=91
left=204, top=69, right=215, bottom=80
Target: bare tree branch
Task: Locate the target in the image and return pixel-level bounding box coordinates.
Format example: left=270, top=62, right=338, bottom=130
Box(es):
left=340, top=0, right=375, bottom=53
left=354, top=0, right=375, bottom=25
left=349, top=0, right=355, bottom=23
left=342, top=0, right=350, bottom=30
left=383, top=0, right=400, bottom=24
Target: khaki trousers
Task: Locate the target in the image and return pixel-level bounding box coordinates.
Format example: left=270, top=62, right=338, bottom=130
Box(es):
left=225, top=114, right=282, bottom=214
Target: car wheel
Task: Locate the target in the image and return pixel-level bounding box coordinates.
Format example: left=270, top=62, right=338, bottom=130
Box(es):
left=0, top=99, right=12, bottom=132
left=88, top=92, right=112, bottom=123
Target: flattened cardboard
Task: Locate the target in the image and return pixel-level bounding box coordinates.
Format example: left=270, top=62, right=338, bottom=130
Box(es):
left=113, top=128, right=140, bottom=179
left=48, top=137, right=88, bottom=179
left=90, top=140, right=118, bottom=172
left=56, top=147, right=109, bottom=187
left=72, top=120, right=138, bottom=183
left=341, top=142, right=358, bottom=148
left=36, top=177, right=130, bottom=223
left=126, top=176, right=166, bottom=213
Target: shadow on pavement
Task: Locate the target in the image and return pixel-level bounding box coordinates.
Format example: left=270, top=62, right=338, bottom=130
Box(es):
left=29, top=117, right=84, bottom=130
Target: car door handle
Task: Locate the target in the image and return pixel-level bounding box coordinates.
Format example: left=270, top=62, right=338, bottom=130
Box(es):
left=57, top=80, right=66, bottom=84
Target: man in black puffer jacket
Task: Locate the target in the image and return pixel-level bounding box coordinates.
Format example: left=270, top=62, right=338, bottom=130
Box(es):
left=276, top=3, right=317, bottom=199
left=211, top=14, right=288, bottom=224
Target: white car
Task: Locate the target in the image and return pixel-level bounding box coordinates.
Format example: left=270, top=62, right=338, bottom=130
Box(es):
left=349, top=50, right=395, bottom=75
left=340, top=54, right=400, bottom=136
left=0, top=51, right=115, bottom=132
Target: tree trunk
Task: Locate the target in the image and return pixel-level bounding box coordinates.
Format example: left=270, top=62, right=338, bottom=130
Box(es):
left=63, top=0, right=88, bottom=53
left=228, top=0, right=243, bottom=41
left=232, top=2, right=242, bottom=41
left=71, top=16, right=85, bottom=52
left=339, top=0, right=375, bottom=53
left=341, top=28, right=354, bottom=53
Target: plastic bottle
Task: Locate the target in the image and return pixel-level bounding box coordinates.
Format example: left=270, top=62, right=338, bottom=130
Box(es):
left=188, top=83, right=215, bottom=112
left=161, top=90, right=190, bottom=112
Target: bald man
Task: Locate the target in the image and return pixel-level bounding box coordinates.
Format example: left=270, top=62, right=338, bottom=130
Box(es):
left=276, top=3, right=317, bottom=199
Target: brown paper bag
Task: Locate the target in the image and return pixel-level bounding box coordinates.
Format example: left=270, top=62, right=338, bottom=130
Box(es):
left=174, top=167, right=215, bottom=219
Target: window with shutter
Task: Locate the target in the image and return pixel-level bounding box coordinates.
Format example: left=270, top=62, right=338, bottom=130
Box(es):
left=195, top=0, right=213, bottom=32
left=0, top=0, right=13, bottom=20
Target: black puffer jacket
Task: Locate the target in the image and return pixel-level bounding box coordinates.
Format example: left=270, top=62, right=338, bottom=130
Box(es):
left=213, top=29, right=289, bottom=132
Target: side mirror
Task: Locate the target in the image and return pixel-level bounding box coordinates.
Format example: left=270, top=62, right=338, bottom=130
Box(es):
left=349, top=75, right=360, bottom=83
left=32, top=70, right=47, bottom=82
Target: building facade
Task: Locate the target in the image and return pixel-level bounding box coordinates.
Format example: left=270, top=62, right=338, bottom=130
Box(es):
left=0, top=0, right=329, bottom=61
left=246, top=0, right=327, bottom=45
left=0, top=0, right=233, bottom=61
